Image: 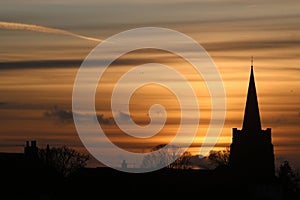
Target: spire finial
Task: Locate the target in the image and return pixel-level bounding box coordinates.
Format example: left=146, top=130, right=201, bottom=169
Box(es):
left=251, top=56, right=253, bottom=69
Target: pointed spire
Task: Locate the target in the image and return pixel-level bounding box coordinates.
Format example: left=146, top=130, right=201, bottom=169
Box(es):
left=242, top=59, right=262, bottom=132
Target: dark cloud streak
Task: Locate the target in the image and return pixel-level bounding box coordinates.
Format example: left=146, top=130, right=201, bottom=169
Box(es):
left=44, top=106, right=114, bottom=125
left=1, top=36, right=300, bottom=71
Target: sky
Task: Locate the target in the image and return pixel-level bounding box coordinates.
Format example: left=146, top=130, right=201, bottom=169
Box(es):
left=0, top=0, right=300, bottom=169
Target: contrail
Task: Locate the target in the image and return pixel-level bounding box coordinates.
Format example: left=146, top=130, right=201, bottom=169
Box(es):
left=0, top=21, right=102, bottom=42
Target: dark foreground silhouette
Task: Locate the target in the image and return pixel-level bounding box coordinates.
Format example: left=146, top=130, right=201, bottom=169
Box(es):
left=0, top=140, right=299, bottom=200
left=1, top=162, right=296, bottom=200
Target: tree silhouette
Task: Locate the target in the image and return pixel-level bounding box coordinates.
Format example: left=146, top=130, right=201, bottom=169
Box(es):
left=140, top=144, right=192, bottom=169
left=208, top=147, right=230, bottom=169
left=169, top=151, right=192, bottom=169
left=277, top=160, right=300, bottom=199
left=39, top=145, right=90, bottom=177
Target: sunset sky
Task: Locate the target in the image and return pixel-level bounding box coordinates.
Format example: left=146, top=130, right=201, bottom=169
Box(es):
left=0, top=0, right=299, bottom=169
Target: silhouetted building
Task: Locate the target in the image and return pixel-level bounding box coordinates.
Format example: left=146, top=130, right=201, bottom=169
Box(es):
left=0, top=140, right=62, bottom=200
left=0, top=140, right=39, bottom=169
left=229, top=64, right=275, bottom=179
left=24, top=140, right=39, bottom=161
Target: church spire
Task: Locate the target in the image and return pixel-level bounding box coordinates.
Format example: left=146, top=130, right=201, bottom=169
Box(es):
left=242, top=58, right=262, bottom=132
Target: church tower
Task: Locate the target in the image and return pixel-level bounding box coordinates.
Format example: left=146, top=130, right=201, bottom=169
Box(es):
left=229, top=62, right=275, bottom=179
